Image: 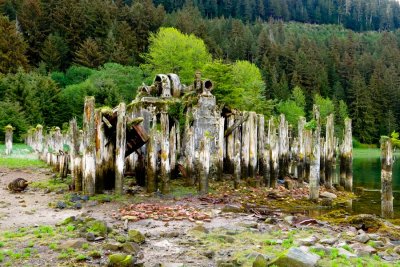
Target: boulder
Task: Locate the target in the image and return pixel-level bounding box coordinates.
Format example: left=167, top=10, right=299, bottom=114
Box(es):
left=122, top=242, right=140, bottom=255
left=270, top=247, right=320, bottom=267
left=354, top=233, right=370, bottom=243
left=320, top=192, right=337, bottom=199
left=108, top=253, right=133, bottom=267
left=252, top=254, right=267, bottom=267
left=59, top=239, right=85, bottom=249
left=297, top=236, right=319, bottom=246
left=128, top=230, right=145, bottom=244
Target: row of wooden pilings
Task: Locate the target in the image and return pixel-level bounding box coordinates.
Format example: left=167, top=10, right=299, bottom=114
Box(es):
left=24, top=97, right=353, bottom=201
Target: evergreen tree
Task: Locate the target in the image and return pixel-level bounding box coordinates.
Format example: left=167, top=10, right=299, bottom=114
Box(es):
left=0, top=15, right=28, bottom=73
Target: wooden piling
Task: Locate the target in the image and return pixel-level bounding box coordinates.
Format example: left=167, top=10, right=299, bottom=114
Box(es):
left=198, top=136, right=210, bottom=194
left=226, top=115, right=235, bottom=173
left=248, top=112, right=258, bottom=178
left=340, top=118, right=353, bottom=191
left=309, top=105, right=321, bottom=201
left=115, top=103, right=127, bottom=195
left=233, top=139, right=241, bottom=189
left=381, top=137, right=394, bottom=219
left=257, top=115, right=265, bottom=176
left=217, top=116, right=224, bottom=180
left=320, top=137, right=326, bottom=186
left=170, top=124, right=177, bottom=177
left=5, top=125, right=13, bottom=155
left=160, top=111, right=170, bottom=194
left=278, top=114, right=289, bottom=179
left=82, top=96, right=96, bottom=196
left=297, top=117, right=306, bottom=183
left=325, top=114, right=335, bottom=189
left=95, top=110, right=105, bottom=192
left=241, top=111, right=250, bottom=178
left=70, top=118, right=82, bottom=191
left=268, top=117, right=279, bottom=188
left=146, top=109, right=157, bottom=193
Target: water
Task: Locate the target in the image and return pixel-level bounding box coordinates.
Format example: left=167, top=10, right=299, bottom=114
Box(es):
left=347, top=149, right=400, bottom=218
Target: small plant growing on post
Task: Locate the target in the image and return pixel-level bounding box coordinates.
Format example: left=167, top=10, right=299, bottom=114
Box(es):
left=5, top=124, right=14, bottom=155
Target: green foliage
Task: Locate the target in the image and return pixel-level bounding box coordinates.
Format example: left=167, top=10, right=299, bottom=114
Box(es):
left=292, top=86, right=306, bottom=108
left=0, top=15, right=28, bottom=74
left=390, top=131, right=400, bottom=148
left=203, top=60, right=272, bottom=115
left=0, top=101, right=28, bottom=141
left=314, top=94, right=334, bottom=125
left=277, top=100, right=305, bottom=127
left=143, top=27, right=212, bottom=84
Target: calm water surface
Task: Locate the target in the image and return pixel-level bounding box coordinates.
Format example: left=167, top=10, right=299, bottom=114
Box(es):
left=345, top=149, right=400, bottom=218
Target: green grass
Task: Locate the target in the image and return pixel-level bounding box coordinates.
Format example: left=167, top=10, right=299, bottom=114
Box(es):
left=353, top=148, right=400, bottom=159
left=31, top=177, right=70, bottom=192
left=0, top=158, right=47, bottom=168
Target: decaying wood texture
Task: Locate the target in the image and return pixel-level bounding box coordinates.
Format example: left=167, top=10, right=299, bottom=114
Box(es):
left=115, top=103, right=127, bottom=195
left=269, top=117, right=279, bottom=188
left=297, top=117, right=306, bottom=183
left=278, top=114, right=289, bottom=179
left=5, top=125, right=13, bottom=155
left=309, top=105, right=320, bottom=202
left=82, top=96, right=96, bottom=196
left=381, top=137, right=394, bottom=219
left=325, top=114, right=335, bottom=189
left=340, top=118, right=353, bottom=191
left=160, top=111, right=170, bottom=194
left=146, top=107, right=157, bottom=193
left=198, top=136, right=210, bottom=194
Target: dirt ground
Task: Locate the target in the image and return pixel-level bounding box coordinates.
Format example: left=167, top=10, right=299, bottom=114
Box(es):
left=0, top=162, right=400, bottom=266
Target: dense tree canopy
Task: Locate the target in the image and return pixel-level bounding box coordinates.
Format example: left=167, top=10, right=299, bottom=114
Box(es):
left=143, top=27, right=212, bottom=84
left=1, top=0, right=400, bottom=143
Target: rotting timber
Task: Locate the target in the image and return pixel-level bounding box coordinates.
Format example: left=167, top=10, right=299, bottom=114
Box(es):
left=25, top=72, right=353, bottom=199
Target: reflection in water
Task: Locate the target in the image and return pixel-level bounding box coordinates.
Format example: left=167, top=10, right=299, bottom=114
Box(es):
left=341, top=153, right=400, bottom=218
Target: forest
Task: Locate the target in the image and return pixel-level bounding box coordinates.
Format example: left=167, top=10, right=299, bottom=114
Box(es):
left=1, top=0, right=400, bottom=144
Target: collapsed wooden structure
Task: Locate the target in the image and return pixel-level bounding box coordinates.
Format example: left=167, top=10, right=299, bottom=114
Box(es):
left=25, top=73, right=353, bottom=199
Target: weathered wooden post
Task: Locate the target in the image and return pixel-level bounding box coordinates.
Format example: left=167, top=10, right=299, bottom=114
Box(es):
left=297, top=117, right=306, bottom=183
left=268, top=117, right=279, bottom=188
left=241, top=111, right=250, bottom=178
left=70, top=118, right=82, bottom=191
left=36, top=124, right=43, bottom=154
left=304, top=129, right=312, bottom=183
left=257, top=115, right=265, bottom=175
left=340, top=118, right=353, bottom=191
left=146, top=106, right=157, bottom=193
left=170, top=124, right=177, bottom=177
left=5, top=125, right=13, bottom=155
left=233, top=139, right=241, bottom=189
left=217, top=116, right=225, bottom=180
left=115, top=103, right=127, bottom=195
left=82, top=96, right=96, bottom=196
left=325, top=114, right=335, bottom=189
left=381, top=137, right=394, bottom=219
left=249, top=112, right=258, bottom=177
left=226, top=115, right=235, bottom=173
left=185, top=127, right=195, bottom=185
left=320, top=137, right=326, bottom=185
left=309, top=105, right=321, bottom=202
left=198, top=136, right=210, bottom=194
left=278, top=114, right=289, bottom=179
left=160, top=111, right=170, bottom=194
